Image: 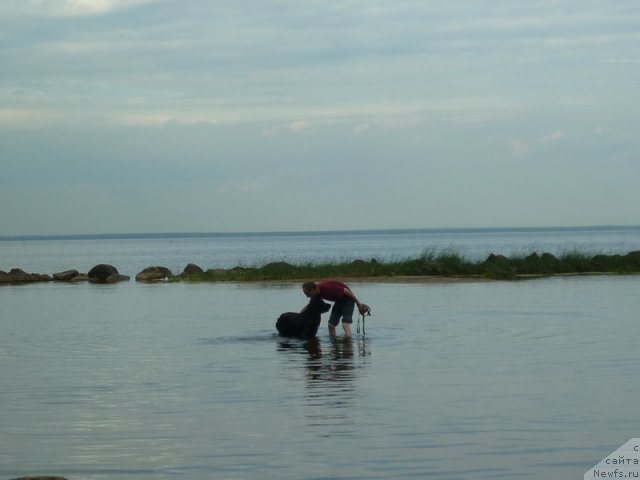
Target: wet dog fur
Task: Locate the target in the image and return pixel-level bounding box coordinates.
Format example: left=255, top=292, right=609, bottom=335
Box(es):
left=276, top=295, right=331, bottom=339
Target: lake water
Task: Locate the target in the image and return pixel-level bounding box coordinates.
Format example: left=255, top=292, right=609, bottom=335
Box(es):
left=1, top=228, right=640, bottom=479
left=2, top=226, right=640, bottom=276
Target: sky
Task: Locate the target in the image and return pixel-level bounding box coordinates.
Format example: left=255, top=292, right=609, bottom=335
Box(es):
left=1, top=0, right=639, bottom=235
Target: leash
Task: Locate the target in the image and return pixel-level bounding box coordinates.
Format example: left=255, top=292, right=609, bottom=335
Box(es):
left=356, top=304, right=372, bottom=335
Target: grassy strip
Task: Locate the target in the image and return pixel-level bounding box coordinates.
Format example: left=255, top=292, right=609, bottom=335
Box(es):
left=172, top=249, right=640, bottom=282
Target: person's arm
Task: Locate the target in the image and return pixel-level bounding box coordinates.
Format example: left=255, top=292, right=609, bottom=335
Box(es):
left=343, top=287, right=367, bottom=314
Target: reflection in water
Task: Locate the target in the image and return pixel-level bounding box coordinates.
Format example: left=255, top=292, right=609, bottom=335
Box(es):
left=277, top=337, right=370, bottom=434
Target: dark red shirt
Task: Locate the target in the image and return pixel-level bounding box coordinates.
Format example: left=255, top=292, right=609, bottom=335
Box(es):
left=317, top=280, right=348, bottom=301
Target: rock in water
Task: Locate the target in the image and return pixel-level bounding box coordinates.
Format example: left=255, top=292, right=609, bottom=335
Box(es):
left=136, top=266, right=172, bottom=282
left=87, top=264, right=129, bottom=283
left=53, top=269, right=80, bottom=281
left=88, top=264, right=119, bottom=281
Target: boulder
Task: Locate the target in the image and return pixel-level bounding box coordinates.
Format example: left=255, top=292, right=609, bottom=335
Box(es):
left=0, top=268, right=51, bottom=284
left=103, top=274, right=130, bottom=283
left=88, top=264, right=119, bottom=281
left=88, top=264, right=129, bottom=283
left=182, top=263, right=204, bottom=275
left=8, top=268, right=36, bottom=282
left=136, top=266, right=172, bottom=282
left=53, top=269, right=80, bottom=281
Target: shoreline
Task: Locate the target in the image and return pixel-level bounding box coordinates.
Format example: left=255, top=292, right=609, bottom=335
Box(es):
left=213, top=271, right=635, bottom=286
left=2, top=249, right=640, bottom=285
left=249, top=275, right=493, bottom=284
left=3, top=271, right=636, bottom=287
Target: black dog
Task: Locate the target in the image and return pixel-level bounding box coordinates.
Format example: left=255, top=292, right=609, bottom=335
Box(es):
left=276, top=295, right=331, bottom=339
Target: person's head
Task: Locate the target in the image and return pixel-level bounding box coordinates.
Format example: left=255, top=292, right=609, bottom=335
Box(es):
left=302, top=281, right=318, bottom=298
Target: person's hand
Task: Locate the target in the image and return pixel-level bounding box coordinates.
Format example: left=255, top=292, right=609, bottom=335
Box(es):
left=358, top=303, right=371, bottom=316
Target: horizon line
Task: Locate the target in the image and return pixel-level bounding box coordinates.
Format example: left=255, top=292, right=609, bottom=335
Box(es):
left=2, top=225, right=639, bottom=241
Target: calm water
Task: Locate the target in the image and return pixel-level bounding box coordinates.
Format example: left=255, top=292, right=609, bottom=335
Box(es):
left=2, top=226, right=640, bottom=276
left=1, top=228, right=640, bottom=479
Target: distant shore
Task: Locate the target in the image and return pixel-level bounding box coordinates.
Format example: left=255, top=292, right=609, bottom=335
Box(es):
left=2, top=249, right=639, bottom=285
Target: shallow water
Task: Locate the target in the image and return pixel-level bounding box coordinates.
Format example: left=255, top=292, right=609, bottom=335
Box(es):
left=2, top=276, right=639, bottom=479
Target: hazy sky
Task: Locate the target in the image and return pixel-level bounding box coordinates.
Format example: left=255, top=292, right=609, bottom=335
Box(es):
left=1, top=0, right=639, bottom=235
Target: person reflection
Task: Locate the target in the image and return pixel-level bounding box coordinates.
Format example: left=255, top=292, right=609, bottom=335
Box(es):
left=306, top=337, right=353, bottom=384
left=277, top=337, right=370, bottom=429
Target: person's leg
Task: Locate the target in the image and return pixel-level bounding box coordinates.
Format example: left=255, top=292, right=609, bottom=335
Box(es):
left=339, top=298, right=355, bottom=338
left=342, top=322, right=352, bottom=338
left=328, top=323, right=337, bottom=336
left=328, top=303, right=341, bottom=336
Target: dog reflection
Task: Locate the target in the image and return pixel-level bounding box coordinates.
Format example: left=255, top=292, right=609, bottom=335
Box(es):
left=277, top=337, right=369, bottom=398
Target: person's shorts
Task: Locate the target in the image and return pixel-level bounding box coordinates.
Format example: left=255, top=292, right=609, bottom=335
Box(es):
left=328, top=298, right=355, bottom=326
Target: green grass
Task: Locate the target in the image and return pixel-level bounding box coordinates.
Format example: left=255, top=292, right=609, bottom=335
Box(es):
left=171, top=249, right=640, bottom=282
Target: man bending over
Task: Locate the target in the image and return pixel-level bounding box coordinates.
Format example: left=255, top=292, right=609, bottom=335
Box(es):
left=302, top=280, right=368, bottom=338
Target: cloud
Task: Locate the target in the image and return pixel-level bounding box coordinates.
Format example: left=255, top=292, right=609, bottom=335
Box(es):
left=112, top=112, right=172, bottom=127
left=2, top=0, right=640, bottom=234
left=3, top=0, right=635, bottom=131
left=542, top=131, right=567, bottom=144
left=111, top=112, right=219, bottom=127
left=1, top=0, right=157, bottom=16
left=0, top=108, right=53, bottom=128
left=509, top=130, right=567, bottom=158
